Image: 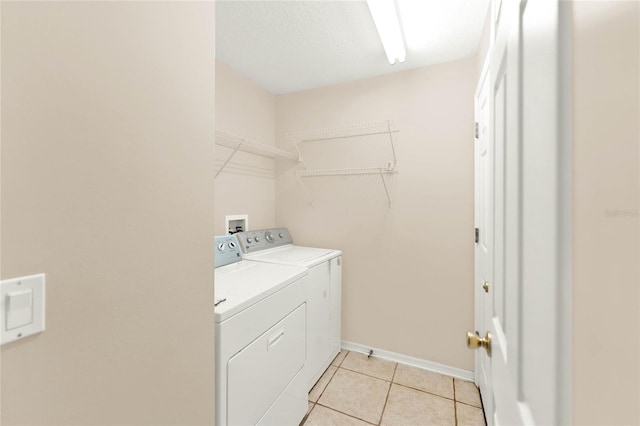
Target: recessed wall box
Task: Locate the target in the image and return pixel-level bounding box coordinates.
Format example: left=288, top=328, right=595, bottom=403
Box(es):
left=226, top=214, right=249, bottom=235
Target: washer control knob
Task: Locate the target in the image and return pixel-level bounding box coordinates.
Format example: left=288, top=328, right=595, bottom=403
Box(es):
left=255, top=236, right=260, bottom=242
left=217, top=243, right=225, bottom=251
left=228, top=241, right=236, bottom=249
left=279, top=233, right=284, bottom=239
left=265, top=231, right=274, bottom=243
left=246, top=237, right=253, bottom=244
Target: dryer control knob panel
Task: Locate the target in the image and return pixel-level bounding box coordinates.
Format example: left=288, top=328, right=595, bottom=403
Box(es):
left=235, top=228, right=293, bottom=254
left=265, top=231, right=275, bottom=243
left=215, top=235, right=242, bottom=268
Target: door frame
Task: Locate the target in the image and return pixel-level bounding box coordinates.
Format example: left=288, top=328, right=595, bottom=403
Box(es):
left=473, top=1, right=573, bottom=424
left=556, top=4, right=574, bottom=424
left=517, top=1, right=573, bottom=423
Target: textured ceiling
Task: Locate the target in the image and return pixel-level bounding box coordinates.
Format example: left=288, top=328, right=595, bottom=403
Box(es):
left=216, top=0, right=490, bottom=94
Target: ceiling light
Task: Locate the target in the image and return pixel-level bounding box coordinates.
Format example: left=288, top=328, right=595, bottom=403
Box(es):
left=366, top=0, right=406, bottom=65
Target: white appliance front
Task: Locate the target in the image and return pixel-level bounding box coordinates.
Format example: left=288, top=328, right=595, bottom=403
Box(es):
left=237, top=228, right=342, bottom=390
left=214, top=235, right=309, bottom=426
left=228, top=304, right=305, bottom=425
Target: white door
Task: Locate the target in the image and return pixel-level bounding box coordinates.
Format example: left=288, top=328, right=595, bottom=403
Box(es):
left=474, top=51, right=493, bottom=425
left=471, top=0, right=572, bottom=425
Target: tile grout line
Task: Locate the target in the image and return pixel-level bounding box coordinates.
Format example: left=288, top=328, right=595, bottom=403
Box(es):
left=457, top=400, right=484, bottom=409
left=309, top=350, right=346, bottom=405
left=304, top=352, right=345, bottom=425
left=339, top=351, right=398, bottom=382
left=335, top=350, right=348, bottom=367
left=453, top=379, right=485, bottom=409
left=299, top=402, right=315, bottom=425
left=314, top=401, right=377, bottom=425
left=392, top=381, right=456, bottom=403
left=377, top=362, right=398, bottom=426
left=340, top=365, right=396, bottom=382
left=312, top=364, right=339, bottom=404
left=304, top=353, right=343, bottom=425
left=330, top=349, right=348, bottom=369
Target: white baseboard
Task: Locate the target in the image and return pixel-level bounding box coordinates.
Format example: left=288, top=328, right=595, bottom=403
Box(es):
left=341, top=340, right=474, bottom=382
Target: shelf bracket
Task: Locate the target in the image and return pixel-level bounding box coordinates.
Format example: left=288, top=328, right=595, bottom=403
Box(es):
left=380, top=171, right=392, bottom=207
left=295, top=174, right=313, bottom=206
left=292, top=134, right=306, bottom=169
left=387, top=120, right=397, bottom=167
left=215, top=143, right=242, bottom=178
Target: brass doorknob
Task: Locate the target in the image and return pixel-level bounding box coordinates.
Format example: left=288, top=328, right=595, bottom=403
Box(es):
left=467, top=331, right=492, bottom=356
left=483, top=281, right=489, bottom=293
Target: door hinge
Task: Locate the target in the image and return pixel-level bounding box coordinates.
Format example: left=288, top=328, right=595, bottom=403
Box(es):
left=474, top=122, right=479, bottom=139
left=475, top=227, right=479, bottom=244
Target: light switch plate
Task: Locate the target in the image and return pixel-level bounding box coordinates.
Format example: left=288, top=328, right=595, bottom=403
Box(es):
left=1, top=274, right=45, bottom=345
left=6, top=289, right=33, bottom=330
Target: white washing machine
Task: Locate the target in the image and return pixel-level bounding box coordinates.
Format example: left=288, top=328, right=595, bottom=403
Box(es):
left=214, top=235, right=308, bottom=426
left=236, top=228, right=342, bottom=390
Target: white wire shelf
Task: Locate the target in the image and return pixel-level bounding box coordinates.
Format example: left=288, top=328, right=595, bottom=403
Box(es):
left=290, top=166, right=397, bottom=177
left=290, top=120, right=399, bottom=144
left=289, top=165, right=397, bottom=207
left=287, top=120, right=399, bottom=207
left=215, top=130, right=299, bottom=178
left=215, top=130, right=298, bottom=160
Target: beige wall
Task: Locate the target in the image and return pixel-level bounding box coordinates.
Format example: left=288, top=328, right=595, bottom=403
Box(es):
left=215, top=60, right=277, bottom=235
left=476, top=6, right=491, bottom=78
left=1, top=3, right=215, bottom=425
left=572, top=1, right=640, bottom=424
left=275, top=57, right=477, bottom=370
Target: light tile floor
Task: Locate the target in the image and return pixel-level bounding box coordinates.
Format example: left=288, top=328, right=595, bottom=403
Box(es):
left=301, top=351, right=486, bottom=426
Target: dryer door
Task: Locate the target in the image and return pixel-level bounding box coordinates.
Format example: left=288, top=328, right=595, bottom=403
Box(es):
left=227, top=303, right=306, bottom=426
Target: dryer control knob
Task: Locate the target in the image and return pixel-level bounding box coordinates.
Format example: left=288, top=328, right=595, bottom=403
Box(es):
left=279, top=233, right=284, bottom=238
left=246, top=237, right=253, bottom=244
left=265, top=231, right=274, bottom=243
left=217, top=243, right=225, bottom=251
left=228, top=241, right=236, bottom=249
left=255, top=236, right=260, bottom=242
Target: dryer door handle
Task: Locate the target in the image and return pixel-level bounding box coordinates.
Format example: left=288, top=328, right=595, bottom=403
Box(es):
left=267, top=327, right=286, bottom=351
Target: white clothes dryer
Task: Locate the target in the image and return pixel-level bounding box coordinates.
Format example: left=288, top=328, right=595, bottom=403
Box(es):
left=214, top=235, right=308, bottom=426
left=236, top=228, right=342, bottom=391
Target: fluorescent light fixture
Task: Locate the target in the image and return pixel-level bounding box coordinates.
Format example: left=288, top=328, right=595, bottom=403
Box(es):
left=366, top=0, right=406, bottom=65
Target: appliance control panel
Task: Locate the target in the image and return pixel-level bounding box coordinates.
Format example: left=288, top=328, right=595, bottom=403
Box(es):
left=236, top=228, right=293, bottom=254
left=215, top=235, right=242, bottom=268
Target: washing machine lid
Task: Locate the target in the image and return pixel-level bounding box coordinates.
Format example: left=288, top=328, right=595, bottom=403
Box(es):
left=244, top=245, right=341, bottom=268
left=214, top=260, right=307, bottom=323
